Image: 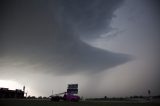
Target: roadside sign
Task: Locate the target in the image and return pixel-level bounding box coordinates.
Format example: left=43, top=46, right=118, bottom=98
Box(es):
left=67, top=84, right=78, bottom=94
left=68, top=84, right=78, bottom=89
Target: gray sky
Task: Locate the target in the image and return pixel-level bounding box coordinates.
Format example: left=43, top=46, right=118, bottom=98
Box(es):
left=0, top=0, right=160, bottom=98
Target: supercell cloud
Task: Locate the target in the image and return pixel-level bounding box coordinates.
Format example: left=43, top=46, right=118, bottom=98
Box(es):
left=0, top=0, right=131, bottom=75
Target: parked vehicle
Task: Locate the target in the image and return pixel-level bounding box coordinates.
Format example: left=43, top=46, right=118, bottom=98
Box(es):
left=50, top=92, right=80, bottom=102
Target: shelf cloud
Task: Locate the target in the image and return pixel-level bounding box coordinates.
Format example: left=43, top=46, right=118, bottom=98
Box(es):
left=0, top=0, right=131, bottom=75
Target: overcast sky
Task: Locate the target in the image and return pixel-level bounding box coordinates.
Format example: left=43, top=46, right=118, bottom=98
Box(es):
left=0, top=0, right=160, bottom=98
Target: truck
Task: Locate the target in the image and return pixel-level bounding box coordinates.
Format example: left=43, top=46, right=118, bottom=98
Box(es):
left=50, top=84, right=80, bottom=102
left=50, top=92, right=80, bottom=102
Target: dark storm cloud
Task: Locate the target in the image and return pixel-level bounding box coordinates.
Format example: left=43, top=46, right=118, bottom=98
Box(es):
left=51, top=0, right=124, bottom=39
left=0, top=0, right=131, bottom=74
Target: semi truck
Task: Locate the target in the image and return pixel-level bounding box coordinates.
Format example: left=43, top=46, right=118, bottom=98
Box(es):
left=50, top=84, right=80, bottom=102
left=50, top=92, right=80, bottom=102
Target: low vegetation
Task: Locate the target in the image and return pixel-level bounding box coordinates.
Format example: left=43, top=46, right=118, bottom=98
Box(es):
left=0, top=99, right=159, bottom=106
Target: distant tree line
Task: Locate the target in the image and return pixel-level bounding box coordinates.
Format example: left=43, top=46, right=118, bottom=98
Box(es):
left=85, top=95, right=160, bottom=101
left=26, top=96, right=49, bottom=99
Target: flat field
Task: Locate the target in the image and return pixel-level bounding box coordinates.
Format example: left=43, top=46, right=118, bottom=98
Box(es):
left=0, top=99, right=159, bottom=106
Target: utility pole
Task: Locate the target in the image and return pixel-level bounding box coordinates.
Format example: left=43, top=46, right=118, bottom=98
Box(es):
left=52, top=90, right=53, bottom=96
left=148, top=89, right=151, bottom=101
left=148, top=89, right=151, bottom=96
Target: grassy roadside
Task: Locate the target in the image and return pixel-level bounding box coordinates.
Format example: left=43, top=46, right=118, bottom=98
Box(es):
left=0, top=99, right=159, bottom=106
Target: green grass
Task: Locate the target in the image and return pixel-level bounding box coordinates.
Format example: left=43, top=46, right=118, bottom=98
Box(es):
left=0, top=99, right=159, bottom=106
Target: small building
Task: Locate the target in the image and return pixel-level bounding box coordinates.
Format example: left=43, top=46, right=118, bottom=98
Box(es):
left=0, top=88, right=24, bottom=98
